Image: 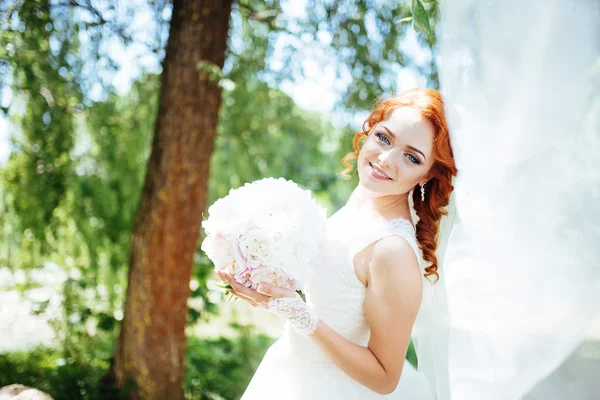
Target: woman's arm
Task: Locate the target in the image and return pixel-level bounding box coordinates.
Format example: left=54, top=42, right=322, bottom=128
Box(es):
left=217, top=235, right=423, bottom=395
left=310, top=235, right=423, bottom=394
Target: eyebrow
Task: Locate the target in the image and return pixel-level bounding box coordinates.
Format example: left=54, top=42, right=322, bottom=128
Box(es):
left=382, top=126, right=427, bottom=161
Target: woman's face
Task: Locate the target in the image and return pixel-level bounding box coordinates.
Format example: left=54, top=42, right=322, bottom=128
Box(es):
left=357, top=107, right=435, bottom=197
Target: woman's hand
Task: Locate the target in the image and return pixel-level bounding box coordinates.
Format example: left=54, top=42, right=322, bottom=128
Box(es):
left=216, top=270, right=297, bottom=308
left=216, top=270, right=319, bottom=336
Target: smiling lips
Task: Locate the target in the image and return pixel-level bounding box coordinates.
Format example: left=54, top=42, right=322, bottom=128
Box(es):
left=369, top=162, right=392, bottom=180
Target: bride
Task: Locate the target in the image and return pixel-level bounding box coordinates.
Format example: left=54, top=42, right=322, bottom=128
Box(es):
left=219, top=0, right=599, bottom=398
left=218, top=88, right=455, bottom=399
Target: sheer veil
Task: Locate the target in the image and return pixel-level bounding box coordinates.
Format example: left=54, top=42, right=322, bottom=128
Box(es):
left=415, top=1, right=600, bottom=399
left=410, top=189, right=455, bottom=400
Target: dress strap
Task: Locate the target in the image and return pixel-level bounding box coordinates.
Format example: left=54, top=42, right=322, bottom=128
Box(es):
left=346, top=214, right=426, bottom=275
left=342, top=189, right=427, bottom=276
left=388, top=218, right=425, bottom=269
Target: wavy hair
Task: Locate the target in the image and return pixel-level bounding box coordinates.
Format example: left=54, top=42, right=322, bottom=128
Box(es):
left=341, top=88, right=457, bottom=282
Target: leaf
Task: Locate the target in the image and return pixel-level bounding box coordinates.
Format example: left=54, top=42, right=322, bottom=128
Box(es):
left=412, top=0, right=432, bottom=35
left=196, top=60, right=225, bottom=83
left=252, top=10, right=279, bottom=20
left=396, top=16, right=413, bottom=24
left=188, top=307, right=202, bottom=324
left=215, top=283, right=232, bottom=290
left=97, top=313, right=117, bottom=331
left=227, top=293, right=238, bottom=303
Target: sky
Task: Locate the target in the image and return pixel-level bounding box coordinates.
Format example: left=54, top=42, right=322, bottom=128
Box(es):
left=0, top=0, right=429, bottom=167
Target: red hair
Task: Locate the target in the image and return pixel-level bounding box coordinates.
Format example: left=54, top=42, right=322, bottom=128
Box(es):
left=341, top=88, right=457, bottom=283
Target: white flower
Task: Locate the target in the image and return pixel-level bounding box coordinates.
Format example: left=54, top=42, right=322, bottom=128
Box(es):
left=201, top=177, right=328, bottom=291
left=249, top=266, right=295, bottom=290
left=239, top=227, right=272, bottom=267
left=201, top=234, right=236, bottom=270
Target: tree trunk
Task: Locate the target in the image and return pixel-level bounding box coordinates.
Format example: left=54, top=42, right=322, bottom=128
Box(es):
left=111, top=0, right=233, bottom=398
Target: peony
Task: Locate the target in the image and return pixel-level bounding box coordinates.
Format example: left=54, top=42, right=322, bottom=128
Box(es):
left=239, top=226, right=272, bottom=268
left=201, top=233, right=236, bottom=271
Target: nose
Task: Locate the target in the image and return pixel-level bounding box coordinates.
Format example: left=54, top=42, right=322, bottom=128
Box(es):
left=377, top=149, right=394, bottom=168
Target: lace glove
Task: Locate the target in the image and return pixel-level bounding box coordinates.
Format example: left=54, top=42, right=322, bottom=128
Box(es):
left=267, top=293, right=319, bottom=336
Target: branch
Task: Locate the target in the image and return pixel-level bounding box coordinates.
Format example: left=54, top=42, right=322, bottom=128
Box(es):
left=54, top=0, right=133, bottom=44
left=235, top=2, right=292, bottom=34
left=54, top=0, right=108, bottom=25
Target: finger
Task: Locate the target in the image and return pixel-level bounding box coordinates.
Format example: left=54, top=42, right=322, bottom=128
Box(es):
left=222, top=272, right=271, bottom=306
left=215, top=270, right=228, bottom=284
left=232, top=289, right=266, bottom=308
left=225, top=283, right=261, bottom=307
left=217, top=272, right=252, bottom=302
left=229, top=289, right=260, bottom=307
left=256, top=283, right=298, bottom=299
left=227, top=284, right=252, bottom=301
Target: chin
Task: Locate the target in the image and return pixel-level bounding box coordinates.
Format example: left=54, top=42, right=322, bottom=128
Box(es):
left=358, top=173, right=389, bottom=195
left=358, top=170, right=408, bottom=199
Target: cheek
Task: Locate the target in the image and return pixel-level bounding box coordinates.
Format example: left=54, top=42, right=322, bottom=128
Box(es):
left=397, top=163, right=426, bottom=183
left=411, top=171, right=429, bottom=186
left=359, top=138, right=378, bottom=158
left=357, top=146, right=368, bottom=162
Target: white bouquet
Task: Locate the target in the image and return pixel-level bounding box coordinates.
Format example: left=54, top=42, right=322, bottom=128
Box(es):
left=201, top=177, right=327, bottom=292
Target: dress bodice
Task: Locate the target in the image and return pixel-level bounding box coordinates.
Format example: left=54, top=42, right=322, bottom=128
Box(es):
left=283, top=194, right=427, bottom=362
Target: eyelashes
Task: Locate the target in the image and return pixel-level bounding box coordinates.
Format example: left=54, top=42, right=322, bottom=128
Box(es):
left=375, top=132, right=391, bottom=145
left=374, top=132, right=420, bottom=165
left=405, top=154, right=419, bottom=164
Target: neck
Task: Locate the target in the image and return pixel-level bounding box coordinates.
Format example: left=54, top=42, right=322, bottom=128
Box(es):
left=351, top=185, right=411, bottom=220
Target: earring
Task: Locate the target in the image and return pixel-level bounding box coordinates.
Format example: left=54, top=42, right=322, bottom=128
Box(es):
left=421, top=183, right=426, bottom=201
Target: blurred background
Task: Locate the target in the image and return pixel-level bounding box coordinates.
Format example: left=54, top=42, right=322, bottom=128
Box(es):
left=0, top=0, right=437, bottom=398
left=0, top=0, right=597, bottom=399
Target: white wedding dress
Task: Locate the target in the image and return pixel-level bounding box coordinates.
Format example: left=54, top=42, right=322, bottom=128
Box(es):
left=243, top=0, right=599, bottom=397
left=241, top=190, right=435, bottom=400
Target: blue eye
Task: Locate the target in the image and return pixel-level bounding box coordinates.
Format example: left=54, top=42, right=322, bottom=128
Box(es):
left=375, top=132, right=390, bottom=145
left=405, top=154, right=420, bottom=164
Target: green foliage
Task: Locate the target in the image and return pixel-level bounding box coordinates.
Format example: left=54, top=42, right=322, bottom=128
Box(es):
left=0, top=0, right=434, bottom=394
left=188, top=251, right=221, bottom=325
left=0, top=75, right=159, bottom=365
left=0, top=0, right=80, bottom=251
left=411, top=0, right=432, bottom=35
left=197, top=61, right=226, bottom=84
left=311, top=0, right=412, bottom=109
left=185, top=323, right=274, bottom=400
left=66, top=74, right=158, bottom=306
left=298, top=0, right=440, bottom=108
left=210, top=70, right=355, bottom=207
left=194, top=73, right=357, bottom=323
left=0, top=0, right=437, bottom=310
left=0, top=347, right=113, bottom=400
left=0, top=323, right=273, bottom=400
left=406, top=339, right=418, bottom=369
left=226, top=0, right=440, bottom=109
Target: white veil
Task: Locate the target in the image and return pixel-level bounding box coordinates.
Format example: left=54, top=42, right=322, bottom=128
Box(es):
left=416, top=0, right=600, bottom=399
left=411, top=189, right=455, bottom=400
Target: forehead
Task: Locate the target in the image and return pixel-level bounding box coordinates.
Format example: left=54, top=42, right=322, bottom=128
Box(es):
left=379, top=107, right=434, bottom=150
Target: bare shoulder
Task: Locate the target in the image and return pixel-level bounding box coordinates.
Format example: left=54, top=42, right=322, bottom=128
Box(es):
left=368, top=235, right=423, bottom=299
left=371, top=235, right=420, bottom=275
left=371, top=235, right=419, bottom=264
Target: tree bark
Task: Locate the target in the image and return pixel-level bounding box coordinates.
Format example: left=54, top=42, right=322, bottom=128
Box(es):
left=111, top=0, right=233, bottom=398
